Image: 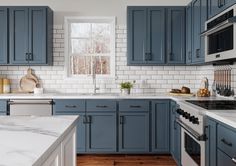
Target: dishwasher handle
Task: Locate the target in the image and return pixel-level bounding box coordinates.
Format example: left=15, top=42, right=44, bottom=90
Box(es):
left=8, top=100, right=53, bottom=105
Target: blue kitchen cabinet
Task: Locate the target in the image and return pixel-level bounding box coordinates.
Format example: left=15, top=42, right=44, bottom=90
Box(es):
left=119, top=112, right=149, bottom=153
left=9, top=7, right=53, bottom=65
left=217, top=149, right=235, bottom=166
left=208, top=0, right=236, bottom=19
left=0, top=100, right=8, bottom=115
left=191, top=0, right=207, bottom=64
left=86, top=112, right=117, bottom=153
left=166, top=7, right=186, bottom=64
left=0, top=8, right=8, bottom=64
left=170, top=101, right=181, bottom=165
left=53, top=99, right=86, bottom=153
left=151, top=100, right=170, bottom=153
left=127, top=7, right=165, bottom=65
left=205, top=117, right=217, bottom=166
left=186, top=3, right=192, bottom=64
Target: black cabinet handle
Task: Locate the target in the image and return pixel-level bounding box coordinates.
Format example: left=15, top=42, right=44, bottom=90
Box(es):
left=169, top=52, right=173, bottom=61
left=120, top=116, right=124, bottom=124
left=196, top=49, right=200, bottom=58
left=221, top=138, right=232, bottom=147
left=28, top=53, right=33, bottom=61
left=96, top=105, right=108, bottom=108
left=25, top=53, right=29, bottom=61
left=65, top=105, right=77, bottom=108
left=130, top=105, right=141, bottom=108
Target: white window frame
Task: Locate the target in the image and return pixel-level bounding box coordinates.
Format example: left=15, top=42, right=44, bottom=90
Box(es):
left=64, top=16, right=116, bottom=79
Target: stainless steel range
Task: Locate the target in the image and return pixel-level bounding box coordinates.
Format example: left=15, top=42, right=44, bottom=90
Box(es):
left=177, top=100, right=236, bottom=166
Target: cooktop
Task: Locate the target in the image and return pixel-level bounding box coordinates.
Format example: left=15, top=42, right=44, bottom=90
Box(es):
left=186, top=100, right=236, bottom=110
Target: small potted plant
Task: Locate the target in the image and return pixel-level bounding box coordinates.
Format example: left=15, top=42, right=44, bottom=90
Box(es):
left=120, top=81, right=133, bottom=95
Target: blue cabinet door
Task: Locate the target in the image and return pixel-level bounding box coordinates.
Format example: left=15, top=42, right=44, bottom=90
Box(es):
left=127, top=7, right=147, bottom=65
left=166, top=7, right=186, bottom=64
left=9, top=7, right=29, bottom=64
left=119, top=112, right=149, bottom=152
left=0, top=8, right=8, bottom=64
left=151, top=100, right=170, bottom=153
left=186, top=3, right=192, bottom=64
left=192, top=0, right=207, bottom=64
left=146, top=7, right=165, bottom=64
left=86, top=112, right=117, bottom=153
left=205, top=117, right=217, bottom=166
left=170, top=101, right=181, bottom=165
left=28, top=7, right=47, bottom=64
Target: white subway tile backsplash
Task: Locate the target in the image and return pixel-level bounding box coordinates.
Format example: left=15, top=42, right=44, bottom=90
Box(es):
left=0, top=25, right=217, bottom=94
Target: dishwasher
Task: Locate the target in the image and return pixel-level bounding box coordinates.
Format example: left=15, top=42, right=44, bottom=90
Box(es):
left=8, top=99, right=53, bottom=116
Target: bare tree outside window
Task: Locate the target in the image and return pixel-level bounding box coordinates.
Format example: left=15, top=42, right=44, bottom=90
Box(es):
left=65, top=17, right=115, bottom=78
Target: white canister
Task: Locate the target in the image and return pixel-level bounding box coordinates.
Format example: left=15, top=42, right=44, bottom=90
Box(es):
left=34, top=88, right=44, bottom=94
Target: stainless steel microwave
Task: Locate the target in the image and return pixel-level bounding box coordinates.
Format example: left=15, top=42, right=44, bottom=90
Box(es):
left=203, top=4, right=236, bottom=63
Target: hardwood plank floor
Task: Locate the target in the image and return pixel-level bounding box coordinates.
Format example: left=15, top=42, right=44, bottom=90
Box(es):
left=77, top=155, right=177, bottom=166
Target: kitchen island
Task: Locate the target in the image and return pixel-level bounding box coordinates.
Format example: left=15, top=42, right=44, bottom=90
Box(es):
left=0, top=115, right=79, bottom=166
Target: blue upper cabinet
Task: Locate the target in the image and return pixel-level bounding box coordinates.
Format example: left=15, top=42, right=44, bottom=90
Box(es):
left=127, top=7, right=147, bottom=65
left=0, top=8, right=8, bottom=64
left=9, top=6, right=53, bottom=65
left=166, top=7, right=186, bottom=64
left=146, top=7, right=165, bottom=64
left=191, top=0, right=207, bottom=64
left=186, top=3, right=192, bottom=64
left=127, top=6, right=185, bottom=66
left=208, top=0, right=236, bottom=19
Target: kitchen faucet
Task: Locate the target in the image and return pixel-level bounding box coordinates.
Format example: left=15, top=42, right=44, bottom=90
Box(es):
left=92, top=59, right=99, bottom=94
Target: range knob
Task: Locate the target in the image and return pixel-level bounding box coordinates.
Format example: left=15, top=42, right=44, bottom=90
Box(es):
left=189, top=116, right=199, bottom=124
left=192, top=117, right=199, bottom=124
left=183, top=112, right=190, bottom=119
left=176, top=109, right=184, bottom=115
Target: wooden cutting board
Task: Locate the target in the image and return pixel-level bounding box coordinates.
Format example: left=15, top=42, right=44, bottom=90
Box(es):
left=19, top=68, right=39, bottom=93
left=169, top=92, right=195, bottom=97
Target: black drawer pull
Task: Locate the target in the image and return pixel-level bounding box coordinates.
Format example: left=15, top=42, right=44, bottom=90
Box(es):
left=120, top=116, right=124, bottom=124
left=221, top=138, right=233, bottom=147
left=130, top=105, right=141, bottom=108
left=65, top=105, right=77, bottom=108
left=96, top=105, right=108, bottom=108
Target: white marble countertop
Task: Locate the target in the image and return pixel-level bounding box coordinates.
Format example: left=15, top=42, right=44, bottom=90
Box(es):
left=0, top=115, right=79, bottom=166
left=0, top=92, right=235, bottom=128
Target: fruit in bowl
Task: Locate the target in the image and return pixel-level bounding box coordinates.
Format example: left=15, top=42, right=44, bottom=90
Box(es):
left=197, top=88, right=210, bottom=97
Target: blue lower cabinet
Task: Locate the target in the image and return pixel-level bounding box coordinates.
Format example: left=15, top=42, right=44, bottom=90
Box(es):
left=119, top=112, right=149, bottom=153
left=205, top=118, right=217, bottom=166
left=217, top=149, right=235, bottom=166
left=76, top=113, right=86, bottom=153
left=151, top=100, right=170, bottom=153
left=170, top=101, right=181, bottom=165
left=86, top=112, right=117, bottom=153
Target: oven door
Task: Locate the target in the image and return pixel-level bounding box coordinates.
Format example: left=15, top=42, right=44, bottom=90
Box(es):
left=181, top=127, right=205, bottom=166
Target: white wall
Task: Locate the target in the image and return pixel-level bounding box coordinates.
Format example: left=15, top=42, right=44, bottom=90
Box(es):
left=0, top=0, right=191, bottom=24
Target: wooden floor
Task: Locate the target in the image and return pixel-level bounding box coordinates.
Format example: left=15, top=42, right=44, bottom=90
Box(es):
left=77, top=155, right=177, bottom=166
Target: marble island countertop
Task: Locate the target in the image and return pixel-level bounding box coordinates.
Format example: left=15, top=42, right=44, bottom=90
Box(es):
left=0, top=115, right=79, bottom=166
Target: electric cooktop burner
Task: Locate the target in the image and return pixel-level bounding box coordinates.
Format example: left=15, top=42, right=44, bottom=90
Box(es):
left=186, top=100, right=236, bottom=110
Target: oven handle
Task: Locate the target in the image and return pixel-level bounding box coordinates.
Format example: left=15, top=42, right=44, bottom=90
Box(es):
left=176, top=118, right=206, bottom=141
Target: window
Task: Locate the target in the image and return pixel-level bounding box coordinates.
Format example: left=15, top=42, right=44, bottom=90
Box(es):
left=65, top=17, right=116, bottom=78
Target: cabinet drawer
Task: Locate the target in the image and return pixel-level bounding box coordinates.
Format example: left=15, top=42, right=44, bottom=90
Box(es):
left=217, top=149, right=235, bottom=166
left=87, top=100, right=116, bottom=112
left=53, top=99, right=85, bottom=113
left=217, top=124, right=236, bottom=158
left=119, top=100, right=149, bottom=112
